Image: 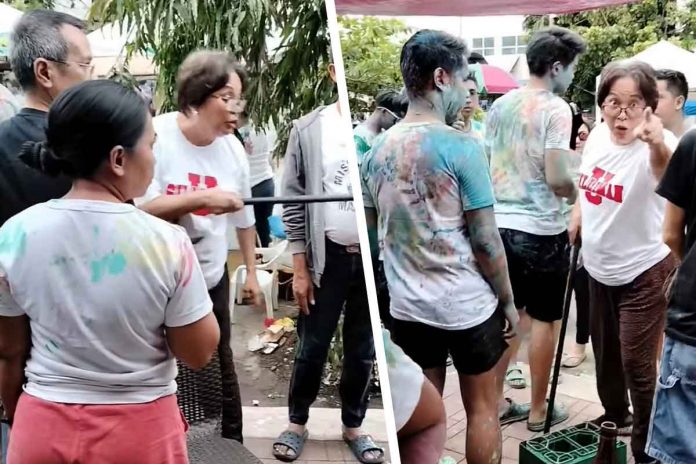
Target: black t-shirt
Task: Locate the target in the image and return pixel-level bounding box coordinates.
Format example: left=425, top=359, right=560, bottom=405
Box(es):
left=656, top=129, right=696, bottom=346
left=0, top=108, right=72, bottom=225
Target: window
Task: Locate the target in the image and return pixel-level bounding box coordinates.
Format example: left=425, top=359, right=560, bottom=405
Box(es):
left=502, top=35, right=527, bottom=55
left=472, top=37, right=495, bottom=56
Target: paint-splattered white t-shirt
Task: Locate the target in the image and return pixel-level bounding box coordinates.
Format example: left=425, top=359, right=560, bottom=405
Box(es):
left=361, top=122, right=498, bottom=330
left=485, top=88, right=573, bottom=235
left=0, top=199, right=212, bottom=404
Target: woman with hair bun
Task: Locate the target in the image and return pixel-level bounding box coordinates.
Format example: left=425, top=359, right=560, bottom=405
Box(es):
left=0, top=79, right=219, bottom=464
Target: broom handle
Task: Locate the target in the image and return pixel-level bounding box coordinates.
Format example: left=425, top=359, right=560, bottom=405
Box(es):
left=544, top=244, right=581, bottom=434
left=241, top=194, right=353, bottom=205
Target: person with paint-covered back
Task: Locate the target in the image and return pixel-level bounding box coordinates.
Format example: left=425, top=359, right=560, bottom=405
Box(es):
left=0, top=80, right=220, bottom=464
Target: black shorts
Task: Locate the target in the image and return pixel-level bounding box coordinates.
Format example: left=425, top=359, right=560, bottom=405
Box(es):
left=390, top=310, right=508, bottom=376
left=499, top=228, right=569, bottom=323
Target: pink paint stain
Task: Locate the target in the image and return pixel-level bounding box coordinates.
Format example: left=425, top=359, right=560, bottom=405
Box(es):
left=179, top=240, right=195, bottom=287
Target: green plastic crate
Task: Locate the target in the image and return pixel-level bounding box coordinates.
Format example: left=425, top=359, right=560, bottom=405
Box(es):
left=520, top=422, right=627, bottom=464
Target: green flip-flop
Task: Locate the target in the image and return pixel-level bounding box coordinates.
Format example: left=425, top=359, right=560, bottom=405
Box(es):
left=343, top=434, right=385, bottom=464
left=500, top=398, right=531, bottom=425
left=527, top=404, right=570, bottom=432
left=272, top=429, right=309, bottom=462
left=506, top=366, right=527, bottom=389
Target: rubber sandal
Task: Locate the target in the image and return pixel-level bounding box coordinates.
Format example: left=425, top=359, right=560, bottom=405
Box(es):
left=499, top=398, right=531, bottom=425
left=561, top=353, right=587, bottom=368
left=506, top=366, right=527, bottom=389
left=343, top=434, right=385, bottom=464
left=527, top=404, right=569, bottom=432
left=272, top=429, right=309, bottom=462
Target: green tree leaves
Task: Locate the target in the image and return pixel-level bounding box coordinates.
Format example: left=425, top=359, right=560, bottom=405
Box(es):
left=89, top=0, right=335, bottom=157
left=339, top=16, right=409, bottom=116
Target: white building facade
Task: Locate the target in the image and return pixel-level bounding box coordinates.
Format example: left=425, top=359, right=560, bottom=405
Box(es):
left=395, top=15, right=531, bottom=83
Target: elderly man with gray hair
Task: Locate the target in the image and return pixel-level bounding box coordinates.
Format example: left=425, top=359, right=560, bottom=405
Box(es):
left=0, top=9, right=92, bottom=227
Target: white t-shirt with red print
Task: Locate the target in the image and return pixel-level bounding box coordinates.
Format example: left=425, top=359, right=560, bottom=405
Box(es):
left=579, top=123, right=678, bottom=286
left=139, top=112, right=255, bottom=289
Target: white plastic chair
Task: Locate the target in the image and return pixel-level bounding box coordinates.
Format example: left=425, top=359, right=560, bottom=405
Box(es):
left=229, top=240, right=288, bottom=324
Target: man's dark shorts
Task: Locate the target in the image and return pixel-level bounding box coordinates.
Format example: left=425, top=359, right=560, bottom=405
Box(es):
left=391, top=309, right=508, bottom=376
left=499, top=228, right=569, bottom=323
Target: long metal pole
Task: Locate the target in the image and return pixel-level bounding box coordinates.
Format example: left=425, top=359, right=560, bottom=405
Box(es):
left=241, top=194, right=353, bottom=205
left=544, top=244, right=580, bottom=434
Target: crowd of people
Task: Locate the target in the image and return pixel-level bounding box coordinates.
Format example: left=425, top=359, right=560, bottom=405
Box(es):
left=2, top=6, right=696, bottom=464
left=0, top=8, right=383, bottom=464
left=358, top=25, right=696, bottom=464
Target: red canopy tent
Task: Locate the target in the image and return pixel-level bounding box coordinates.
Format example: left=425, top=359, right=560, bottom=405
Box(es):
left=335, top=0, right=638, bottom=16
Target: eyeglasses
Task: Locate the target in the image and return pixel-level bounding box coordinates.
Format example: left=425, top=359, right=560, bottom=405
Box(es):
left=212, top=95, right=247, bottom=112
left=601, top=102, right=646, bottom=118
left=377, top=106, right=402, bottom=122
left=45, top=58, right=94, bottom=76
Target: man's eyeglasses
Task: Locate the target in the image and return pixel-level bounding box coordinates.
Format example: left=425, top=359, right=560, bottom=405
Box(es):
left=212, top=95, right=247, bottom=112
left=378, top=106, right=402, bottom=122
left=601, top=102, right=646, bottom=119
left=45, top=58, right=95, bottom=76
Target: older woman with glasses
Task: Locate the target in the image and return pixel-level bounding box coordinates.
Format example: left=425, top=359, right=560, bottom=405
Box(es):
left=569, top=60, right=678, bottom=464
left=136, top=50, right=261, bottom=443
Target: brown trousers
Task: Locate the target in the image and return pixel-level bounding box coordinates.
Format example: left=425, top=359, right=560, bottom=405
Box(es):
left=588, top=254, right=677, bottom=463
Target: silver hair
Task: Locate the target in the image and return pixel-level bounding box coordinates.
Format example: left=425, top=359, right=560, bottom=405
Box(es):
left=10, top=10, right=85, bottom=91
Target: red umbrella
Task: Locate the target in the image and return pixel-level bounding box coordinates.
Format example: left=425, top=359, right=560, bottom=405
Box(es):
left=335, top=0, right=638, bottom=16
left=470, top=64, right=519, bottom=94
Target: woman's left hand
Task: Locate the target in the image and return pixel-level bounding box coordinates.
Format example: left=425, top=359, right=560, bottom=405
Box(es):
left=243, top=271, right=263, bottom=307
left=634, top=107, right=664, bottom=146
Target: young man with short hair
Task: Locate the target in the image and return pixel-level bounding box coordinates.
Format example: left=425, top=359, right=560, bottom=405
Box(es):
left=484, top=26, right=586, bottom=431
left=655, top=69, right=692, bottom=139
left=353, top=89, right=408, bottom=161
left=454, top=73, right=485, bottom=142
left=362, top=29, right=518, bottom=464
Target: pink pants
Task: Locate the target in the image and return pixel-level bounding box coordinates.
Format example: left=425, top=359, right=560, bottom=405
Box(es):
left=8, top=393, right=189, bottom=464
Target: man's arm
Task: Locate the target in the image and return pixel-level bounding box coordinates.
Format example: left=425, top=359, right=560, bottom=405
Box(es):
left=465, top=206, right=514, bottom=305
left=545, top=149, right=578, bottom=202
left=365, top=207, right=379, bottom=260
left=449, top=132, right=518, bottom=331
left=664, top=202, right=686, bottom=260
left=545, top=101, right=577, bottom=202
left=0, top=315, right=29, bottom=422
left=281, top=125, right=307, bottom=254
left=281, top=124, right=314, bottom=313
